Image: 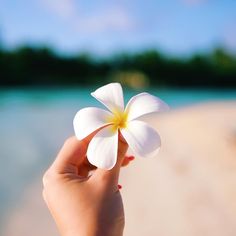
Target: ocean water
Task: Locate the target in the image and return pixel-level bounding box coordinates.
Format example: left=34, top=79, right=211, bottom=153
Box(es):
left=1, top=87, right=236, bottom=109
left=0, top=87, right=236, bottom=233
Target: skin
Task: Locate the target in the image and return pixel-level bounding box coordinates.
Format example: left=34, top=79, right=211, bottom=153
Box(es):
left=42, top=134, right=132, bottom=236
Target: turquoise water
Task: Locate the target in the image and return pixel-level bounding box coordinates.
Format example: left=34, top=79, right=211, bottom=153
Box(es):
left=1, top=87, right=236, bottom=109
left=0, top=87, right=236, bottom=234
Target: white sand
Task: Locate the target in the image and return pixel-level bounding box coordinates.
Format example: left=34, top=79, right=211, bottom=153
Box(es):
left=3, top=101, right=236, bottom=236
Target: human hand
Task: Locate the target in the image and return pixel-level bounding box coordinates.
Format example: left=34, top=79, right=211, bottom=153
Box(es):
left=42, top=135, right=131, bottom=236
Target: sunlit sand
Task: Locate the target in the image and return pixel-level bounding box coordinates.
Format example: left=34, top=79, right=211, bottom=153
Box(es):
left=3, top=101, right=236, bottom=236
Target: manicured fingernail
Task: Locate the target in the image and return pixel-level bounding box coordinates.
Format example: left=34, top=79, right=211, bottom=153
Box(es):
left=118, top=184, right=122, bottom=189
left=128, top=156, right=135, bottom=161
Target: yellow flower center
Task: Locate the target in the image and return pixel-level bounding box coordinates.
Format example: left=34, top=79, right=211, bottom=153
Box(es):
left=107, top=109, right=128, bottom=133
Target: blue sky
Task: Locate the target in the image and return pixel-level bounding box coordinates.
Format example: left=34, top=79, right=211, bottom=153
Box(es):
left=0, top=0, right=236, bottom=56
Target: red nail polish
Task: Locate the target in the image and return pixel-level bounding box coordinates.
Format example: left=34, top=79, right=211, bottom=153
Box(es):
left=118, top=184, right=122, bottom=189
left=128, top=156, right=135, bottom=161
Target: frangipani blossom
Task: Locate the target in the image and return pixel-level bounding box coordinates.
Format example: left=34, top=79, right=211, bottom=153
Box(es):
left=73, top=83, right=169, bottom=170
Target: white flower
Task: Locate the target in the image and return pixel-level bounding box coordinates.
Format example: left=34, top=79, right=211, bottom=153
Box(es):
left=73, top=83, right=169, bottom=170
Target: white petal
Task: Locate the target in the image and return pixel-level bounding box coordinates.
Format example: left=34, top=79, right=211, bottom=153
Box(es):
left=91, top=83, right=124, bottom=112
left=73, top=107, right=112, bottom=140
left=125, top=92, right=169, bottom=121
left=121, top=120, right=161, bottom=158
left=87, top=126, right=118, bottom=170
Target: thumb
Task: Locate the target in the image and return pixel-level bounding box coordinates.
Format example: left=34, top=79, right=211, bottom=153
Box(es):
left=91, top=137, right=128, bottom=188
left=50, top=133, right=94, bottom=174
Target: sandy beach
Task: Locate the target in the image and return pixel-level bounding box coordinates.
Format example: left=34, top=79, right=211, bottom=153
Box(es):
left=2, top=101, right=236, bottom=236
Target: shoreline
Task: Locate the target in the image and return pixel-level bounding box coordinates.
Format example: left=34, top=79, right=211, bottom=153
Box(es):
left=2, top=101, right=236, bottom=236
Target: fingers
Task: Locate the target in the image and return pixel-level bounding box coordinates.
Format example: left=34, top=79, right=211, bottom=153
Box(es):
left=46, top=128, right=134, bottom=181
left=76, top=154, right=134, bottom=177
left=50, top=135, right=93, bottom=174
left=90, top=138, right=128, bottom=188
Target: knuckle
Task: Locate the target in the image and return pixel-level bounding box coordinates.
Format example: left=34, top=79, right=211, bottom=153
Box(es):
left=42, top=171, right=49, bottom=187
left=42, top=168, right=64, bottom=188
left=42, top=189, right=50, bottom=206
left=42, top=189, right=47, bottom=202
left=64, top=136, right=76, bottom=146
left=42, top=169, right=55, bottom=187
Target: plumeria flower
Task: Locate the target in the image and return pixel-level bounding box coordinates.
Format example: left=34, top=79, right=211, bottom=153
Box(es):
left=73, top=83, right=169, bottom=170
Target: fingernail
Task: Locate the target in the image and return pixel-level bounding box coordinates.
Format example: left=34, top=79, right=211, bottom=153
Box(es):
left=118, top=184, right=122, bottom=189
left=128, top=156, right=135, bottom=161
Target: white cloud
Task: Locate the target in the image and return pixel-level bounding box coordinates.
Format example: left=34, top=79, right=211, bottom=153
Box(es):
left=75, top=6, right=135, bottom=34
left=40, top=0, right=76, bottom=19
left=39, top=1, right=135, bottom=35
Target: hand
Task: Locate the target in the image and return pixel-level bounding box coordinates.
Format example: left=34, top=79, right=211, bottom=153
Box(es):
left=42, top=135, right=131, bottom=236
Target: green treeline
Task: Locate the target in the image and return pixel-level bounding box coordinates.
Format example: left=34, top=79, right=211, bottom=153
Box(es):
left=0, top=46, right=236, bottom=87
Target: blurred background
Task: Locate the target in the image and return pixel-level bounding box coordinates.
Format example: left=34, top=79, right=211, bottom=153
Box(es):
left=0, top=0, right=236, bottom=236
